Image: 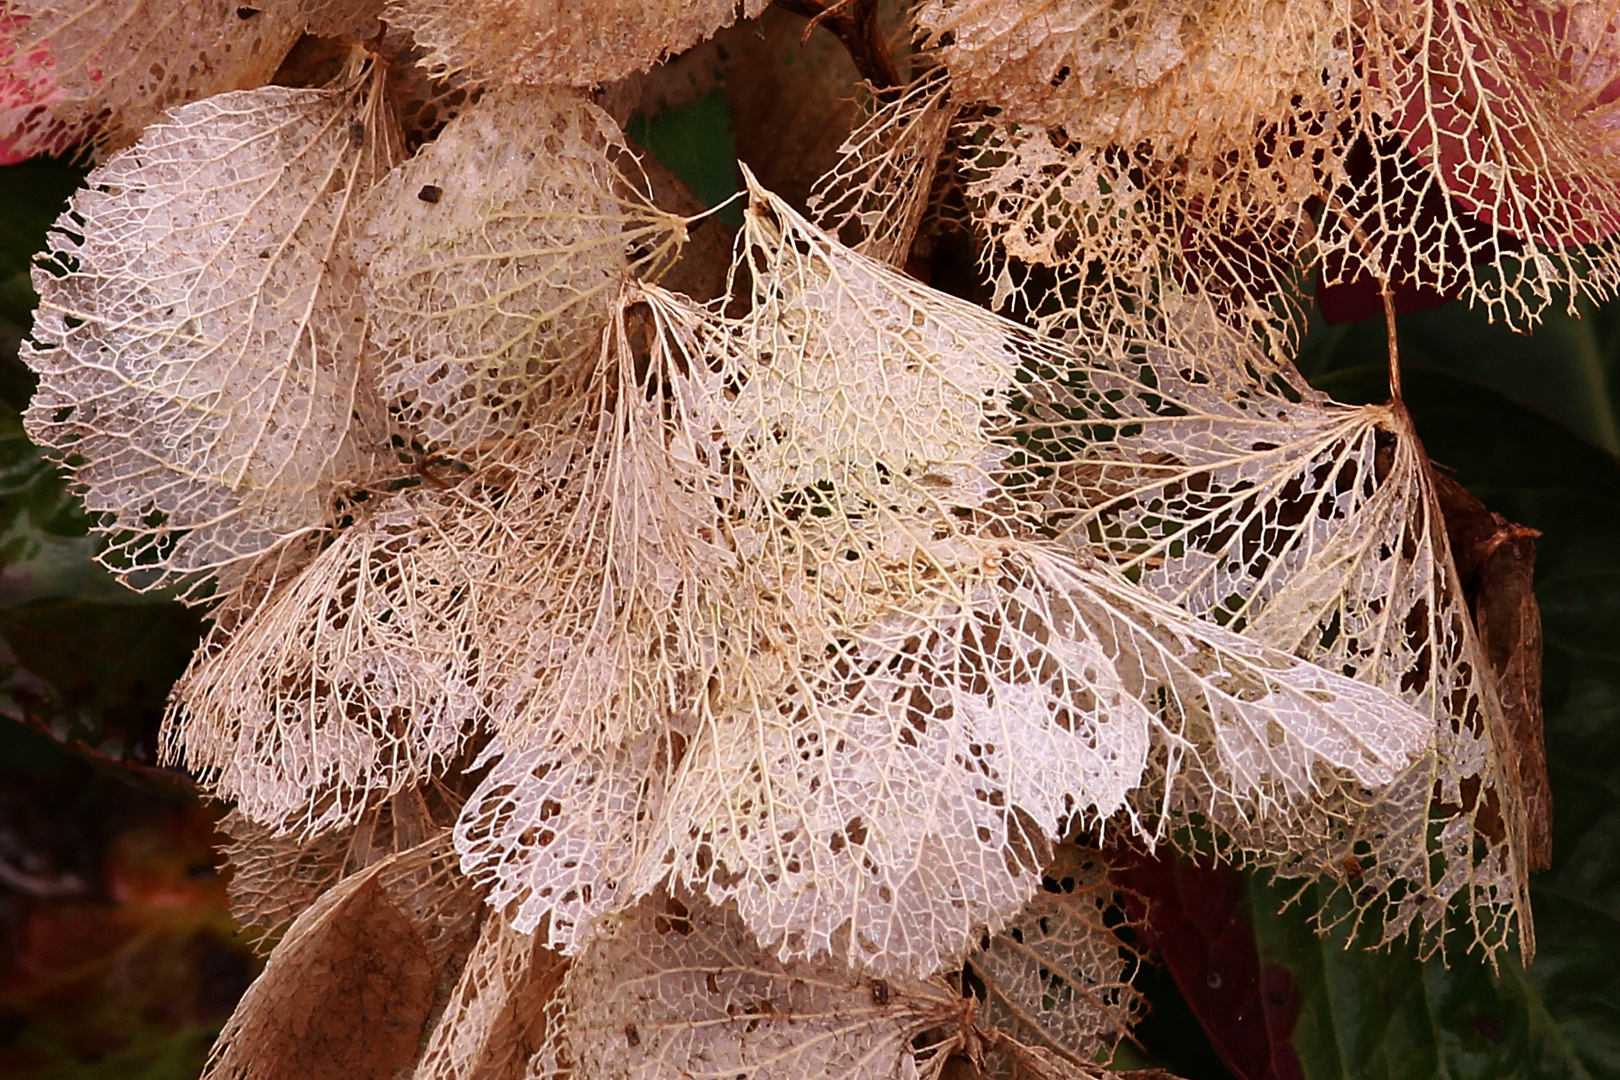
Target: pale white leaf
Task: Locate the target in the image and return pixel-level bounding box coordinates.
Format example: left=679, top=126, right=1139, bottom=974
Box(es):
left=23, top=67, right=401, bottom=599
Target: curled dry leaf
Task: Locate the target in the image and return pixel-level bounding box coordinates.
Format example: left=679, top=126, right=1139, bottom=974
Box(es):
left=1022, top=299, right=1531, bottom=957
left=357, top=84, right=685, bottom=455
left=383, top=0, right=771, bottom=89
left=220, top=777, right=467, bottom=947
left=0, top=0, right=305, bottom=159
left=23, top=61, right=401, bottom=600
left=203, top=834, right=481, bottom=1080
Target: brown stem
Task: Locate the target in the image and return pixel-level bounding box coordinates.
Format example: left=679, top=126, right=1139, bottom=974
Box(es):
left=1381, top=284, right=1403, bottom=402
left=772, top=0, right=901, bottom=90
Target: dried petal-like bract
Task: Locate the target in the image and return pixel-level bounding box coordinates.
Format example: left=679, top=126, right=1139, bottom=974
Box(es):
left=562, top=892, right=973, bottom=1080
left=358, top=84, right=683, bottom=454
left=1028, top=302, right=1531, bottom=956
left=0, top=0, right=305, bottom=158
left=168, top=488, right=492, bottom=833
left=23, top=66, right=400, bottom=598
left=384, top=0, right=771, bottom=88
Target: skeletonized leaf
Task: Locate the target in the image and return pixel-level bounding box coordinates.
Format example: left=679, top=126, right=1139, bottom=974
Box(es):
left=382, top=0, right=771, bottom=89
left=356, top=84, right=685, bottom=455
left=971, top=846, right=1143, bottom=1064
left=650, top=543, right=1430, bottom=979
left=23, top=63, right=401, bottom=600
left=1024, top=301, right=1531, bottom=957
left=167, top=486, right=493, bottom=833
left=808, top=66, right=956, bottom=267
left=561, top=891, right=970, bottom=1080
left=0, top=0, right=305, bottom=158
left=456, top=728, right=682, bottom=954
left=413, top=909, right=565, bottom=1080
left=204, top=834, right=479, bottom=1080
left=1321, top=0, right=1620, bottom=323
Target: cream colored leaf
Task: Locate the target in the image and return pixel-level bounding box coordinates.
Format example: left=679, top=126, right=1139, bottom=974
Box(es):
left=561, top=891, right=968, bottom=1080
left=383, top=0, right=771, bottom=88
left=356, top=84, right=685, bottom=454
left=808, top=66, right=956, bottom=267
left=167, top=488, right=491, bottom=833
left=0, top=0, right=305, bottom=158
left=468, top=287, right=739, bottom=752
left=650, top=543, right=1429, bottom=979
left=729, top=175, right=1018, bottom=510
left=971, top=846, right=1143, bottom=1064
left=455, top=728, right=681, bottom=954
left=23, top=65, right=400, bottom=600
left=1030, top=302, right=1530, bottom=956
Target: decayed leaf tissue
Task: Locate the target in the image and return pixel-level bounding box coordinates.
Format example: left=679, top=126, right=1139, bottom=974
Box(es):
left=1, top=0, right=1593, bottom=1075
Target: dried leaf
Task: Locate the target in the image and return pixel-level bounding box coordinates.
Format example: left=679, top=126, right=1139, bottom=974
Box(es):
left=356, top=84, right=684, bottom=454
left=651, top=543, right=1431, bottom=979
left=413, top=909, right=565, bottom=1080
left=561, top=891, right=972, bottom=1080
left=203, top=836, right=471, bottom=1080
left=383, top=0, right=771, bottom=89
left=1023, top=301, right=1532, bottom=956
left=971, top=845, right=1144, bottom=1065
left=23, top=63, right=401, bottom=600
left=1434, top=472, right=1551, bottom=872
left=0, top=0, right=305, bottom=158
left=808, top=66, right=956, bottom=267
left=167, top=488, right=491, bottom=832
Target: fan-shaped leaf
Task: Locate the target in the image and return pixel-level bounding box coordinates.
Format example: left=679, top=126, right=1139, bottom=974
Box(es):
left=22, top=65, right=401, bottom=599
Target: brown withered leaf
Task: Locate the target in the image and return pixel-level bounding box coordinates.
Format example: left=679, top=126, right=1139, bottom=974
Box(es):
left=1433, top=471, right=1552, bottom=872
left=204, top=862, right=437, bottom=1080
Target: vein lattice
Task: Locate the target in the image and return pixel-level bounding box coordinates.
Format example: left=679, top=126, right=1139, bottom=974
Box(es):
left=0, top=0, right=306, bottom=159
left=168, top=487, right=491, bottom=833
left=1018, top=299, right=1530, bottom=956
left=23, top=66, right=401, bottom=600
left=383, top=0, right=771, bottom=88
left=356, top=83, right=685, bottom=455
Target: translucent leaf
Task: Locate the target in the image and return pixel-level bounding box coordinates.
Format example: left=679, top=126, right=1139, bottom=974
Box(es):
left=456, top=728, right=682, bottom=954
left=808, top=67, right=956, bottom=267
left=22, top=64, right=401, bottom=600
left=560, top=891, right=972, bottom=1080
left=1025, top=302, right=1531, bottom=957
left=1324, top=0, right=1620, bottom=324
left=970, top=846, right=1144, bottom=1064
left=167, top=486, right=494, bottom=833
left=382, top=0, right=771, bottom=89
left=356, top=84, right=685, bottom=455
left=649, top=543, right=1431, bottom=979
left=0, top=0, right=306, bottom=159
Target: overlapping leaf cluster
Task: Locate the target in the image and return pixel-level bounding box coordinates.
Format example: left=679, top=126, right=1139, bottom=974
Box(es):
left=1, top=0, right=1588, bottom=1077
